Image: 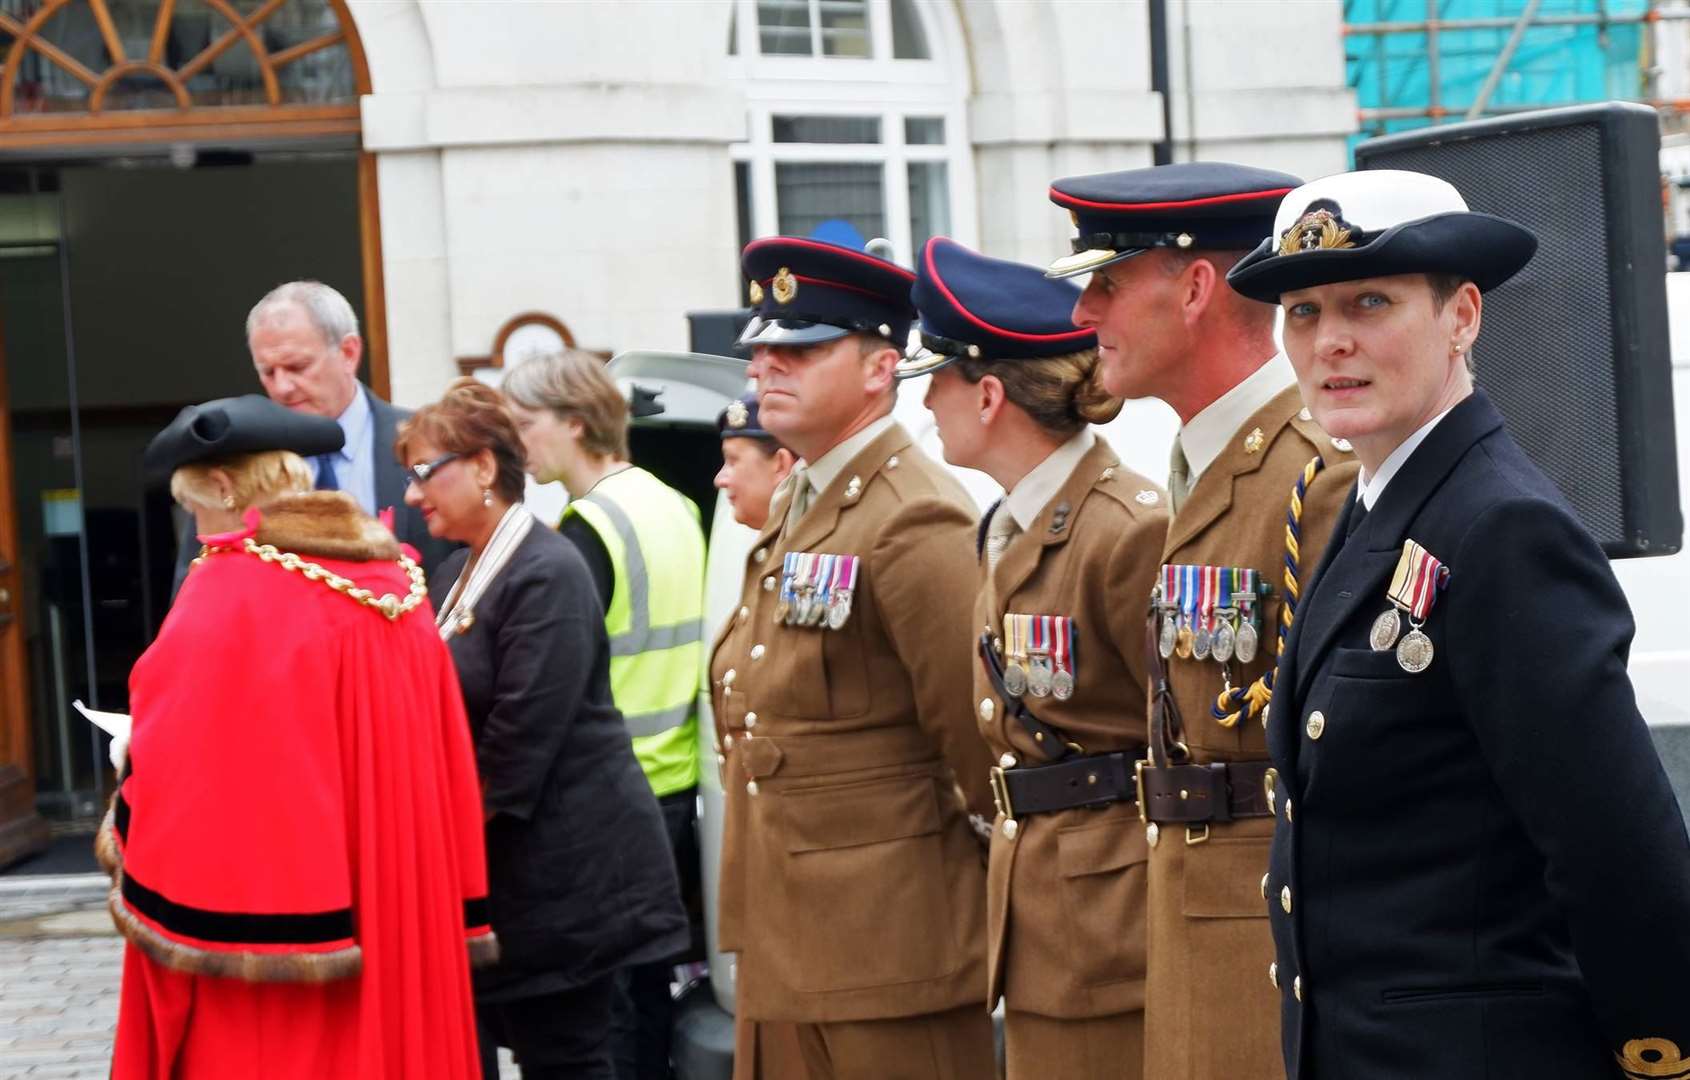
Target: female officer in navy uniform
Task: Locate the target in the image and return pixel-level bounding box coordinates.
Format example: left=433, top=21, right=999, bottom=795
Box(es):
left=1227, top=169, right=1690, bottom=1080
left=904, top=237, right=1169, bottom=1078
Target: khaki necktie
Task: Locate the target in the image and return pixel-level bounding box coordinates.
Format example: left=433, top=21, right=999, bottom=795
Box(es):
left=984, top=502, right=1020, bottom=570
left=1167, top=439, right=1193, bottom=515
left=779, top=467, right=813, bottom=541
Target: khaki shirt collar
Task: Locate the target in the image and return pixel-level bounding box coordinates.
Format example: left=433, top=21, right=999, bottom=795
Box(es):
left=1003, top=429, right=1095, bottom=533
left=1178, top=351, right=1295, bottom=483
left=803, top=413, right=897, bottom=500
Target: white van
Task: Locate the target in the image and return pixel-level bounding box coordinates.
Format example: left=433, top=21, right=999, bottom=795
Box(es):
left=602, top=307, right=1689, bottom=1076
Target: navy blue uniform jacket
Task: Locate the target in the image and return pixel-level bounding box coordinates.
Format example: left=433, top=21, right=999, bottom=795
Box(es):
left=1266, top=389, right=1690, bottom=1079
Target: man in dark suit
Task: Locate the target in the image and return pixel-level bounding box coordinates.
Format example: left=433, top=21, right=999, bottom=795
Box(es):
left=1228, top=169, right=1690, bottom=1079
left=171, top=281, right=456, bottom=595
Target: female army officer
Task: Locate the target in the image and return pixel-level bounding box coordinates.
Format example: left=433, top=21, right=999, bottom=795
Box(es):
left=904, top=237, right=1169, bottom=1077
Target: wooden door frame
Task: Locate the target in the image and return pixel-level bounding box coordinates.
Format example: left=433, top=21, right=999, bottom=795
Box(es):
left=0, top=329, right=30, bottom=781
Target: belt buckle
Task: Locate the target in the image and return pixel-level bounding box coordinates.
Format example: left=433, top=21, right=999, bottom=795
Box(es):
left=1134, top=759, right=1148, bottom=824
left=989, top=765, right=1015, bottom=823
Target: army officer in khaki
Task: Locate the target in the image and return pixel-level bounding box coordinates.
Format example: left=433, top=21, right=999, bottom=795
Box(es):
left=711, top=236, right=995, bottom=1080
left=906, top=237, right=1168, bottom=1078
left=1053, top=163, right=1359, bottom=1079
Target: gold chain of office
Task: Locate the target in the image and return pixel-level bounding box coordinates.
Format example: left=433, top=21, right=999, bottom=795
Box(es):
left=199, top=538, right=427, bottom=621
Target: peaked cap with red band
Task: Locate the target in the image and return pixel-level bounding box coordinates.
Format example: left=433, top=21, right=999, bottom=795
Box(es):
left=1046, top=161, right=1303, bottom=279
left=738, top=235, right=916, bottom=347
left=898, top=237, right=1095, bottom=378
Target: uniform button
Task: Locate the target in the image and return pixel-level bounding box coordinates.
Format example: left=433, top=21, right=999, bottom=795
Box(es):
left=1306, top=710, right=1326, bottom=740
left=1146, top=823, right=1160, bottom=848
left=1285, top=799, right=1294, bottom=822
left=762, top=576, right=776, bottom=591
left=1280, top=885, right=1293, bottom=914
left=1269, top=961, right=1279, bottom=988
left=1002, top=819, right=1019, bottom=840
left=1260, top=872, right=1270, bottom=900
left=723, top=669, right=737, bottom=686
left=1293, top=975, right=1303, bottom=1002
left=739, top=606, right=750, bottom=621
left=715, top=753, right=726, bottom=766
left=745, top=711, right=758, bottom=729
left=999, top=752, right=1017, bottom=769
left=746, top=780, right=760, bottom=796
left=754, top=547, right=767, bottom=562
left=750, top=644, right=766, bottom=660
left=724, top=734, right=734, bottom=750
left=979, top=698, right=995, bottom=722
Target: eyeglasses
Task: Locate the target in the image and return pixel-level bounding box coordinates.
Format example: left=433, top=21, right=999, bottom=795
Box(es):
left=404, top=452, right=463, bottom=488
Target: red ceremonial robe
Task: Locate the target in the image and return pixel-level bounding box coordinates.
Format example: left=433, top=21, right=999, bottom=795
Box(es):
left=99, top=493, right=495, bottom=1080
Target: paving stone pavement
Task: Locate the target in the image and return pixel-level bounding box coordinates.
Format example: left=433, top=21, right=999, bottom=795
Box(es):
left=0, top=883, right=520, bottom=1078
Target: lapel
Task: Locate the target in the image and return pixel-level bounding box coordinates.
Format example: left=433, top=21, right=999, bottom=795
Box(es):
left=1161, top=386, right=1303, bottom=557
left=1289, top=390, right=1504, bottom=699
left=367, top=387, right=405, bottom=514
left=784, top=424, right=912, bottom=553
left=990, top=439, right=1117, bottom=609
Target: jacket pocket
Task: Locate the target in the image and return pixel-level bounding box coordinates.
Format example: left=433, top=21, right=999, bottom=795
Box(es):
left=779, top=775, right=952, bottom=991
left=1183, top=828, right=1273, bottom=918
left=1382, top=981, right=1545, bottom=1005
left=1056, top=813, right=1149, bottom=988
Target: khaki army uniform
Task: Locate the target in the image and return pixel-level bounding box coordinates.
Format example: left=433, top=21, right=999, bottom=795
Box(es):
left=976, top=437, right=1168, bottom=1077
left=710, top=421, right=995, bottom=1078
left=1140, top=385, right=1357, bottom=1079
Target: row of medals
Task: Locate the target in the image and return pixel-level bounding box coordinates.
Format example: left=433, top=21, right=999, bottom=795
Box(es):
left=775, top=552, right=856, bottom=631
left=1000, top=616, right=1075, bottom=701
left=1369, top=606, right=1433, bottom=673
left=1154, top=588, right=1263, bottom=665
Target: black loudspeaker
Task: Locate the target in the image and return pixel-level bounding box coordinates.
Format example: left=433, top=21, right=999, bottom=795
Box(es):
left=1356, top=102, right=1682, bottom=558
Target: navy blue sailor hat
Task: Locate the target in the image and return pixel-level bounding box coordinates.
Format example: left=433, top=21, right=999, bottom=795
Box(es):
left=736, top=236, right=917, bottom=348
left=1226, top=169, right=1538, bottom=303
left=1046, top=162, right=1303, bottom=279
left=897, top=237, right=1096, bottom=379
left=143, top=393, right=344, bottom=487
left=717, top=392, right=778, bottom=442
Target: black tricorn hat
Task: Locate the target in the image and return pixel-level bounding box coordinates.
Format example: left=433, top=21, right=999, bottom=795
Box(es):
left=1227, top=169, right=1538, bottom=303
left=143, top=394, right=344, bottom=487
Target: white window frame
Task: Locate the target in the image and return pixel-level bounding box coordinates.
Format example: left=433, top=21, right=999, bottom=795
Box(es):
left=726, top=0, right=977, bottom=265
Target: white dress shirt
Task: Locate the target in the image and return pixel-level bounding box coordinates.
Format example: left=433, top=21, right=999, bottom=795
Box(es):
left=308, top=386, right=377, bottom=515
left=1357, top=403, right=1458, bottom=510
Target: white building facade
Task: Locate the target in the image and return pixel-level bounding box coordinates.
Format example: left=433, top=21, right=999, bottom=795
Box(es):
left=348, top=0, right=1357, bottom=406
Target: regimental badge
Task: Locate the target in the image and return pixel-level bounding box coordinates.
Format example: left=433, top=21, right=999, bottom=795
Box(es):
left=1136, top=489, right=1160, bottom=505
left=1245, top=427, right=1265, bottom=454
left=725, top=399, right=749, bottom=429
left=1331, top=436, right=1354, bottom=452
left=772, top=267, right=799, bottom=304
left=1278, top=202, right=1358, bottom=256
left=747, top=280, right=764, bottom=305
left=1372, top=538, right=1451, bottom=673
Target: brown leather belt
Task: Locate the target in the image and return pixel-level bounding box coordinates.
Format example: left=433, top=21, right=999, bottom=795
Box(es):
left=990, top=750, right=1143, bottom=819
left=1136, top=760, right=1275, bottom=824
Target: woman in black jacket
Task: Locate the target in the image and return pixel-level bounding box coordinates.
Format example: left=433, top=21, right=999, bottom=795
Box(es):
left=398, top=378, right=687, bottom=1080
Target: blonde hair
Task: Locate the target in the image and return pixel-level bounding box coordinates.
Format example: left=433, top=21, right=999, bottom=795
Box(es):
left=955, top=348, right=1123, bottom=436
left=501, top=348, right=630, bottom=460
left=169, top=450, right=312, bottom=512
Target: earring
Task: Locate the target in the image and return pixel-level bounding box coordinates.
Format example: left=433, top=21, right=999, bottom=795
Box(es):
left=979, top=414, right=989, bottom=425
left=222, top=495, right=235, bottom=509
left=483, top=489, right=494, bottom=508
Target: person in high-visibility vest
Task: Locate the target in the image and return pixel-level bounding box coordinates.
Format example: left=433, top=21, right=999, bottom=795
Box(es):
left=504, top=349, right=706, bottom=1080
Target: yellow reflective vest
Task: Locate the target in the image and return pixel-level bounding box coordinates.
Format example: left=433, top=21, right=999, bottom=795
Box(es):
left=561, top=466, right=705, bottom=797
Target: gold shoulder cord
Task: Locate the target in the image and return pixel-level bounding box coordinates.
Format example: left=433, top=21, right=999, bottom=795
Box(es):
left=198, top=539, right=426, bottom=621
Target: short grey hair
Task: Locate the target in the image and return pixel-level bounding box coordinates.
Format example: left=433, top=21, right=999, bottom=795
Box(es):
left=247, top=281, right=360, bottom=347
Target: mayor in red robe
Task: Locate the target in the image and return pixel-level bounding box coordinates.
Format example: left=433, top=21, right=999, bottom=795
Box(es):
left=99, top=395, right=495, bottom=1079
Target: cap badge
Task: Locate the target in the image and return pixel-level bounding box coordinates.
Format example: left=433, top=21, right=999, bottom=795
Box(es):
left=726, top=399, right=750, bottom=429
left=1245, top=427, right=1265, bottom=454
left=1279, top=203, right=1356, bottom=256
left=748, top=280, right=764, bottom=305
left=1175, top=233, right=1194, bottom=249
left=772, top=267, right=799, bottom=304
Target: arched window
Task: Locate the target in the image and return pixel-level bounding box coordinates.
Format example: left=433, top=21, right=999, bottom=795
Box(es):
left=727, top=0, right=974, bottom=266
left=0, top=0, right=362, bottom=146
